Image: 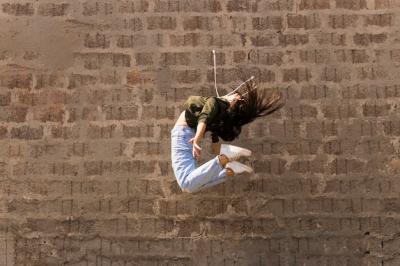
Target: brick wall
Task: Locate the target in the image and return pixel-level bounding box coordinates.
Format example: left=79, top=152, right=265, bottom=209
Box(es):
left=0, top=0, right=400, bottom=265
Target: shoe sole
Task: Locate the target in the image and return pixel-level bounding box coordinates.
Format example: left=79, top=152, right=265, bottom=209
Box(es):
left=221, top=145, right=252, bottom=161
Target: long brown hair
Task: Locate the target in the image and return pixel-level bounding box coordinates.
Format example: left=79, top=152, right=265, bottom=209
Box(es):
left=227, top=80, right=285, bottom=127
left=210, top=80, right=285, bottom=142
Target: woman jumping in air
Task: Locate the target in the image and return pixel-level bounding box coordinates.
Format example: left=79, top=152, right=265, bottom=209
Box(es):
left=170, top=81, right=284, bottom=193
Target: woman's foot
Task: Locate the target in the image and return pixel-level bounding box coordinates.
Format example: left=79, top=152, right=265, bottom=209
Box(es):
left=220, top=144, right=252, bottom=161
left=226, top=161, right=253, bottom=175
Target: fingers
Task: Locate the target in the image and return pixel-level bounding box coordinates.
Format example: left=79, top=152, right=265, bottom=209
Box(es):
left=192, top=146, right=201, bottom=159
left=188, top=138, right=202, bottom=159
left=193, top=142, right=202, bottom=150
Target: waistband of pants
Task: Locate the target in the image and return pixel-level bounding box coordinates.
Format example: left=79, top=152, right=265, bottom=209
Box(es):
left=171, top=124, right=195, bottom=133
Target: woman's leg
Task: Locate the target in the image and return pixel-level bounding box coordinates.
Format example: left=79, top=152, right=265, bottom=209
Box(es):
left=196, top=158, right=234, bottom=191
left=171, top=126, right=230, bottom=193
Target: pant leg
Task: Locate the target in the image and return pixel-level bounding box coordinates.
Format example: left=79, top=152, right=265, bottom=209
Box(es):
left=197, top=169, right=227, bottom=191
left=171, top=125, right=228, bottom=192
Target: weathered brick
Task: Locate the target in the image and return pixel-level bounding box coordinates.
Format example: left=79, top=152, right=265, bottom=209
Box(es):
left=321, top=66, right=351, bottom=82
left=38, top=3, right=69, bottom=16
left=252, top=17, right=283, bottom=30
left=132, top=141, right=162, bottom=156
left=364, top=13, right=393, bottom=26
left=2, top=3, right=34, bottom=15
left=102, top=105, right=138, bottom=120
left=77, top=52, right=131, bottom=69
left=0, top=126, right=7, bottom=139
left=289, top=159, right=324, bottom=173
left=254, top=158, right=287, bottom=174
left=383, top=121, right=400, bottom=136
left=300, top=84, right=330, bottom=99
left=227, top=0, right=258, bottom=12
left=84, top=33, right=111, bottom=49
left=171, top=69, right=201, bottom=84
left=374, top=85, right=400, bottom=98
left=250, top=35, right=276, bottom=47
left=0, top=73, right=33, bottom=89
left=122, top=124, right=154, bottom=138
left=248, top=50, right=283, bottom=65
left=11, top=126, right=43, bottom=140
left=118, top=0, right=149, bottom=13
left=323, top=104, right=358, bottom=119
left=183, top=16, right=224, bottom=31
left=269, top=121, right=301, bottom=138
left=99, top=70, right=123, bottom=85
left=329, top=158, right=365, bottom=174
left=66, top=106, right=102, bottom=122
left=0, top=106, right=28, bottom=122
left=340, top=84, right=367, bottom=99
left=286, top=104, right=318, bottom=119
left=133, top=52, right=152, bottom=66
left=363, top=103, right=390, bottom=117
left=116, top=34, right=146, bottom=48
left=205, top=33, right=242, bottom=47
left=357, top=65, right=388, bottom=80
left=0, top=92, right=11, bottom=106
left=35, top=73, right=66, bottom=89
left=33, top=105, right=65, bottom=123
left=67, top=74, right=97, bottom=89
left=126, top=69, right=151, bottom=85
left=314, top=32, right=346, bottom=46
left=169, top=33, right=201, bottom=47
left=120, top=18, right=143, bottom=31
left=86, top=124, right=117, bottom=139
left=154, top=0, right=222, bottom=12
left=160, top=52, right=191, bottom=66
left=287, top=14, right=321, bottom=29
left=82, top=2, right=114, bottom=16
left=306, top=121, right=338, bottom=138
left=299, top=49, right=331, bottom=64
left=279, top=33, right=309, bottom=46
left=354, top=33, right=387, bottom=46
left=50, top=125, right=80, bottom=139
left=329, top=14, right=359, bottom=29
left=141, top=106, right=175, bottom=119
left=323, top=139, right=358, bottom=154
left=375, top=0, right=395, bottom=9
left=285, top=140, right=321, bottom=155
left=336, top=0, right=367, bottom=9
left=282, top=68, right=312, bottom=83
left=300, top=0, right=330, bottom=9
left=147, top=16, right=176, bottom=30
left=334, top=49, right=369, bottom=63
left=231, top=16, right=249, bottom=32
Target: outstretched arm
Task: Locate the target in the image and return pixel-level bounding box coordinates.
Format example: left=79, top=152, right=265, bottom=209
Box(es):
left=189, top=121, right=206, bottom=159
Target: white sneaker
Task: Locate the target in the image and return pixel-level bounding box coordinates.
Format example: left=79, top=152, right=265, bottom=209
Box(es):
left=220, top=144, right=252, bottom=161
left=225, top=161, right=253, bottom=174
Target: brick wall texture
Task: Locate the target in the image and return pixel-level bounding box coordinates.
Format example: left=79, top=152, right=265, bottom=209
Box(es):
left=0, top=0, right=400, bottom=265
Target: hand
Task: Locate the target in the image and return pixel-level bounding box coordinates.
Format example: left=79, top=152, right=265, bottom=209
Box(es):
left=189, top=138, right=202, bottom=159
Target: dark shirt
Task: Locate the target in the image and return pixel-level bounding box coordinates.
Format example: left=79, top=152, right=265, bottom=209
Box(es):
left=183, top=96, right=230, bottom=130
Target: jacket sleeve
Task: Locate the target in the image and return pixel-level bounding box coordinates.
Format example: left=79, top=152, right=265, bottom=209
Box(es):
left=197, top=97, right=219, bottom=125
